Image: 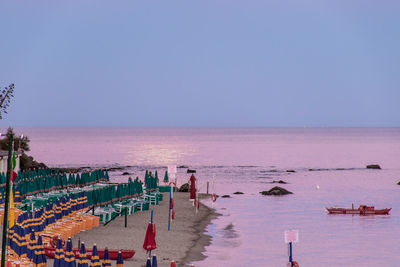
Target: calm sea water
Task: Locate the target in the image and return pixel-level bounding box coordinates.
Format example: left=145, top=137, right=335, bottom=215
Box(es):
left=7, top=127, right=400, bottom=266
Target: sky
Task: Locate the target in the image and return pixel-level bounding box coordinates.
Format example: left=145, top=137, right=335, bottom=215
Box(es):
left=0, top=1, right=399, bottom=127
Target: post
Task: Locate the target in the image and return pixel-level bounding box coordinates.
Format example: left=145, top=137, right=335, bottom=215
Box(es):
left=168, top=185, right=171, bottom=231
left=289, top=242, right=293, bottom=267
left=149, top=209, right=154, bottom=257
left=124, top=207, right=127, bottom=228
left=1, top=134, right=13, bottom=267
left=206, top=181, right=209, bottom=195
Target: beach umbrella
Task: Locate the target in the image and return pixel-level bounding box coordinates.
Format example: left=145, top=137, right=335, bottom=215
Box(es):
left=101, top=248, right=111, bottom=267
left=64, top=238, right=77, bottom=267
left=12, top=224, right=27, bottom=258
left=33, top=235, right=47, bottom=267
left=189, top=174, right=196, bottom=200
left=54, top=237, right=65, bottom=267
left=143, top=222, right=157, bottom=252
left=151, top=255, right=158, bottom=267
left=14, top=185, right=22, bottom=205
left=0, top=188, right=4, bottom=204
left=90, top=244, right=101, bottom=267
left=154, top=171, right=159, bottom=188
left=170, top=261, right=176, bottom=267
left=145, top=258, right=151, bottom=267
left=77, top=242, right=89, bottom=267
left=116, top=251, right=124, bottom=267
left=14, top=216, right=27, bottom=257
left=27, top=231, right=37, bottom=261
left=163, top=171, right=169, bottom=183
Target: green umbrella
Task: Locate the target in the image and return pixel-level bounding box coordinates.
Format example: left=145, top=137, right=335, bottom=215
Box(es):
left=163, top=171, right=169, bottom=183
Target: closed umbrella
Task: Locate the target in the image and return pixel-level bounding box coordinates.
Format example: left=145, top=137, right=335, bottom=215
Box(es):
left=101, top=248, right=111, bottom=267
left=189, top=174, right=196, bottom=200
left=64, top=238, right=76, bottom=267
left=170, top=261, right=176, bottom=267
left=13, top=224, right=27, bottom=258
left=154, top=171, right=159, bottom=188
left=90, top=244, right=101, bottom=267
left=145, top=258, right=151, bottom=267
left=33, top=235, right=47, bottom=267
left=116, top=251, right=124, bottom=267
left=54, top=237, right=65, bottom=267
left=163, top=171, right=169, bottom=184
left=14, top=186, right=22, bottom=205
left=151, top=255, right=158, bottom=267
left=27, top=231, right=36, bottom=261
left=0, top=188, right=4, bottom=204
left=143, top=222, right=157, bottom=252
left=77, top=242, right=89, bottom=267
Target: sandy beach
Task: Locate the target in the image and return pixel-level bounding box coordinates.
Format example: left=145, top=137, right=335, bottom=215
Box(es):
left=45, top=192, right=218, bottom=267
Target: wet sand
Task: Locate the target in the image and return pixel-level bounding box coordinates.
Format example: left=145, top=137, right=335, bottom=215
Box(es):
left=46, top=192, right=218, bottom=267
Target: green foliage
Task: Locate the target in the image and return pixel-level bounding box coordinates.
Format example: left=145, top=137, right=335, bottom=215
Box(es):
left=0, top=127, right=30, bottom=152
left=0, top=83, right=15, bottom=119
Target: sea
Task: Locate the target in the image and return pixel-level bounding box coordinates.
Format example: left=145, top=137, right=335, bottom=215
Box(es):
left=6, top=127, right=400, bottom=266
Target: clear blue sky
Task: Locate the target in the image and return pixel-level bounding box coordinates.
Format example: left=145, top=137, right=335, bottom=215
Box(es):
left=1, top=1, right=399, bottom=127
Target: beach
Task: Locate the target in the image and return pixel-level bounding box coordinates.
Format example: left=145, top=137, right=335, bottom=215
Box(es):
left=45, top=192, right=218, bottom=267
left=10, top=127, right=400, bottom=266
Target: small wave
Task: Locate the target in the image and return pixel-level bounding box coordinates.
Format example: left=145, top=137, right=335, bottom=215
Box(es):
left=308, top=167, right=359, bottom=172
left=259, top=170, right=281, bottom=173
left=235, top=165, right=258, bottom=168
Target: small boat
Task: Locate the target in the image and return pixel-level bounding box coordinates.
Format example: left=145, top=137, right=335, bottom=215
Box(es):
left=44, top=246, right=135, bottom=260
left=326, top=205, right=391, bottom=215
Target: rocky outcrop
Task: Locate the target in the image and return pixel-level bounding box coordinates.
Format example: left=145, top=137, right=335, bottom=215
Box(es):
left=366, top=164, right=381, bottom=169
left=177, top=165, right=188, bottom=169
left=260, top=186, right=293, bottom=196
left=271, top=180, right=288, bottom=184
left=179, top=183, right=189, bottom=192
left=20, top=153, right=47, bottom=171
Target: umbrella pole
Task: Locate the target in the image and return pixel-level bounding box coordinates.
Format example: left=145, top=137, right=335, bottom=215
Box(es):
left=149, top=209, right=153, bottom=257
left=168, top=186, right=171, bottom=231
left=125, top=207, right=128, bottom=228
left=1, top=134, right=13, bottom=267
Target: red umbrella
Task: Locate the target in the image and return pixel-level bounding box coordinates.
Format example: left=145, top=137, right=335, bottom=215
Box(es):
left=143, top=222, right=157, bottom=251
left=170, top=261, right=176, bottom=267
left=189, top=174, right=196, bottom=200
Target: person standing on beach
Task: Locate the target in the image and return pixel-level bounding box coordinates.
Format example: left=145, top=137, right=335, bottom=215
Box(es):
left=189, top=174, right=196, bottom=200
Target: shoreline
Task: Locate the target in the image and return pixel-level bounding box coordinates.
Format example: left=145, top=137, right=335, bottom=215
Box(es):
left=181, top=194, right=221, bottom=266
left=45, top=192, right=221, bottom=267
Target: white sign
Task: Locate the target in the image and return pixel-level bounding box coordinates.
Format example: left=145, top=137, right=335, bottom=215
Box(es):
left=284, top=230, right=299, bottom=243
left=168, top=165, right=177, bottom=177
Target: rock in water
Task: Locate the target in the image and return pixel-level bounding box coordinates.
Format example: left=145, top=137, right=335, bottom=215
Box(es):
left=366, top=164, right=381, bottom=169
left=179, top=183, right=189, bottom=192
left=122, top=172, right=129, bottom=175
left=271, top=180, right=288, bottom=184
left=221, top=195, right=231, bottom=198
left=260, top=186, right=293, bottom=196
left=233, top=192, right=244, bottom=194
